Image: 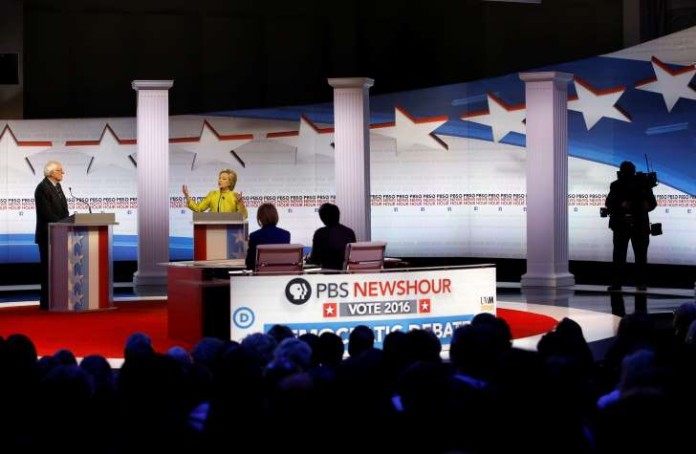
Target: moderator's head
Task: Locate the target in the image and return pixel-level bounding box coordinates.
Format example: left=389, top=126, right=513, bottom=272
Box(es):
left=257, top=203, right=279, bottom=227
left=318, top=203, right=340, bottom=226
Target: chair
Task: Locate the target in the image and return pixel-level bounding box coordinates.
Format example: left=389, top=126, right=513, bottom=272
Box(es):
left=343, top=241, right=387, bottom=273
left=254, top=243, right=304, bottom=275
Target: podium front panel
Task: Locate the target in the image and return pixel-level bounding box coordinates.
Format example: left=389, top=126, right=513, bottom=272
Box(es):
left=49, top=223, right=113, bottom=311
left=193, top=222, right=247, bottom=260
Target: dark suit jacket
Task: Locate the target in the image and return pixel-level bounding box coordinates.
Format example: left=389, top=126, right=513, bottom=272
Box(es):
left=34, top=177, right=70, bottom=244
left=245, top=225, right=291, bottom=270
left=307, top=223, right=357, bottom=270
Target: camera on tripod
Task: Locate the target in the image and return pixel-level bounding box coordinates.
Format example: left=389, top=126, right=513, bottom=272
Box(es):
left=600, top=155, right=662, bottom=236
left=635, top=171, right=658, bottom=188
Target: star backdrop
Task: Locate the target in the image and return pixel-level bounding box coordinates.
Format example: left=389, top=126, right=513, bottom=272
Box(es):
left=1, top=27, right=694, bottom=265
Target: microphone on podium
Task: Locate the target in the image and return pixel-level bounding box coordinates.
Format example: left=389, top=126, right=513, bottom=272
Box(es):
left=219, top=196, right=225, bottom=212
left=68, top=187, right=92, bottom=214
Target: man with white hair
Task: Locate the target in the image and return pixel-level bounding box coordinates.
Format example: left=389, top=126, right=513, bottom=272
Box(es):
left=34, top=160, right=70, bottom=310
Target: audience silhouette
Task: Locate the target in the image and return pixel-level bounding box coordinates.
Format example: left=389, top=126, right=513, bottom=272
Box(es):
left=0, top=312, right=692, bottom=453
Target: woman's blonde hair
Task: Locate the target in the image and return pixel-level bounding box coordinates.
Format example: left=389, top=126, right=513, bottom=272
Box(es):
left=256, top=203, right=279, bottom=227
left=219, top=168, right=238, bottom=189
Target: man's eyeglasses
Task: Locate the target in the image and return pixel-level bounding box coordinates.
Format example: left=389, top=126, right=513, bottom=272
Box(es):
left=52, top=169, right=65, bottom=174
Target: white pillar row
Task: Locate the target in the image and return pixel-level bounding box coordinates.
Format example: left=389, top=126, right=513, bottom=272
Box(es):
left=327, top=77, right=374, bottom=241
left=519, top=71, right=575, bottom=288
left=131, top=80, right=174, bottom=291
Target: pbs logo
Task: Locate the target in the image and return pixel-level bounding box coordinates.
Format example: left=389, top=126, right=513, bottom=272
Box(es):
left=285, top=278, right=312, bottom=305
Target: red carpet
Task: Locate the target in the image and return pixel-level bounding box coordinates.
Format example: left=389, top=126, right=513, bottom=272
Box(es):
left=0, top=302, right=557, bottom=358
left=0, top=301, right=193, bottom=358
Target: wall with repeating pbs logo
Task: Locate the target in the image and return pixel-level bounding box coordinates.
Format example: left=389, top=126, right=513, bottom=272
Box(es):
left=229, top=266, right=496, bottom=348
left=1, top=27, right=694, bottom=265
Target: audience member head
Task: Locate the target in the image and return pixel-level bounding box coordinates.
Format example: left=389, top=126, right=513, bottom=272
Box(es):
left=242, top=332, right=278, bottom=370
left=79, top=354, right=116, bottom=400
left=318, top=203, right=341, bottom=226
left=124, top=332, right=154, bottom=363
left=191, top=337, right=226, bottom=371
left=256, top=203, right=279, bottom=227
left=265, top=337, right=313, bottom=384
left=471, top=312, right=513, bottom=351
left=405, top=328, right=442, bottom=363
left=317, top=331, right=345, bottom=367
left=449, top=323, right=504, bottom=381
left=273, top=337, right=313, bottom=372
left=36, top=355, right=59, bottom=378
left=79, top=354, right=113, bottom=382
left=267, top=324, right=295, bottom=344
left=53, top=348, right=78, bottom=366
left=4, top=333, right=38, bottom=369
left=167, top=346, right=192, bottom=366
left=537, top=317, right=594, bottom=368
left=348, top=325, right=375, bottom=357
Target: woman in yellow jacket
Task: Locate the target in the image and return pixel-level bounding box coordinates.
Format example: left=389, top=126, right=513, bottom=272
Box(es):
left=182, top=168, right=248, bottom=219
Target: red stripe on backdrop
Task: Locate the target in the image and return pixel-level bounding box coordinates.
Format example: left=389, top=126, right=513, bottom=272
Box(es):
left=98, top=226, right=110, bottom=309
left=0, top=302, right=556, bottom=359
left=193, top=225, right=207, bottom=260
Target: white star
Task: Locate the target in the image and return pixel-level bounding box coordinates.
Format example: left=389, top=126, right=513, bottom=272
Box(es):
left=173, top=120, right=254, bottom=170
left=421, top=301, right=430, bottom=311
left=635, top=56, right=696, bottom=112
left=66, top=124, right=137, bottom=174
left=568, top=77, right=631, bottom=130
left=325, top=305, right=334, bottom=315
left=233, top=229, right=246, bottom=246
left=461, top=93, right=526, bottom=142
left=0, top=124, right=53, bottom=174
left=72, top=270, right=84, bottom=287
left=69, top=289, right=84, bottom=310
left=371, top=106, right=448, bottom=152
left=266, top=115, right=335, bottom=162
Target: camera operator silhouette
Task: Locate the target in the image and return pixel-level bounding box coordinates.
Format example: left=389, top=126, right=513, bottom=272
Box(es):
left=604, top=160, right=657, bottom=292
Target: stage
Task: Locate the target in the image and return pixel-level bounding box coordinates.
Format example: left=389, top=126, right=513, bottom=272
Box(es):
left=2, top=282, right=690, bottom=367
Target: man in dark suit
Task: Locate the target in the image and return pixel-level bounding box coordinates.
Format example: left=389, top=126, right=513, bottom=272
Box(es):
left=307, top=203, right=356, bottom=270
left=604, top=160, right=657, bottom=292
left=245, top=203, right=291, bottom=270
left=35, top=161, right=70, bottom=310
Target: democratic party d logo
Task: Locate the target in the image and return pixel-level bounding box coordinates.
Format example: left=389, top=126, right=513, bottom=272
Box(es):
left=285, top=278, right=311, bottom=305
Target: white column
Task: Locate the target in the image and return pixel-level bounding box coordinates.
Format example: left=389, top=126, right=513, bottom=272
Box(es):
left=131, top=80, right=173, bottom=291
left=327, top=77, right=374, bottom=241
left=519, top=72, right=575, bottom=288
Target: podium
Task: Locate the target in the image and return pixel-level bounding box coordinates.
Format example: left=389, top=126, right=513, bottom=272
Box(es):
left=193, top=212, right=248, bottom=260
left=48, top=213, right=117, bottom=312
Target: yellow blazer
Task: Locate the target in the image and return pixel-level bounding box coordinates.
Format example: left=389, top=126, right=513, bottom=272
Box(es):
left=187, top=190, right=248, bottom=219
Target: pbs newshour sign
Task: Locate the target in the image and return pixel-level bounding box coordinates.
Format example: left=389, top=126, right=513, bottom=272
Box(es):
left=230, top=266, right=496, bottom=348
